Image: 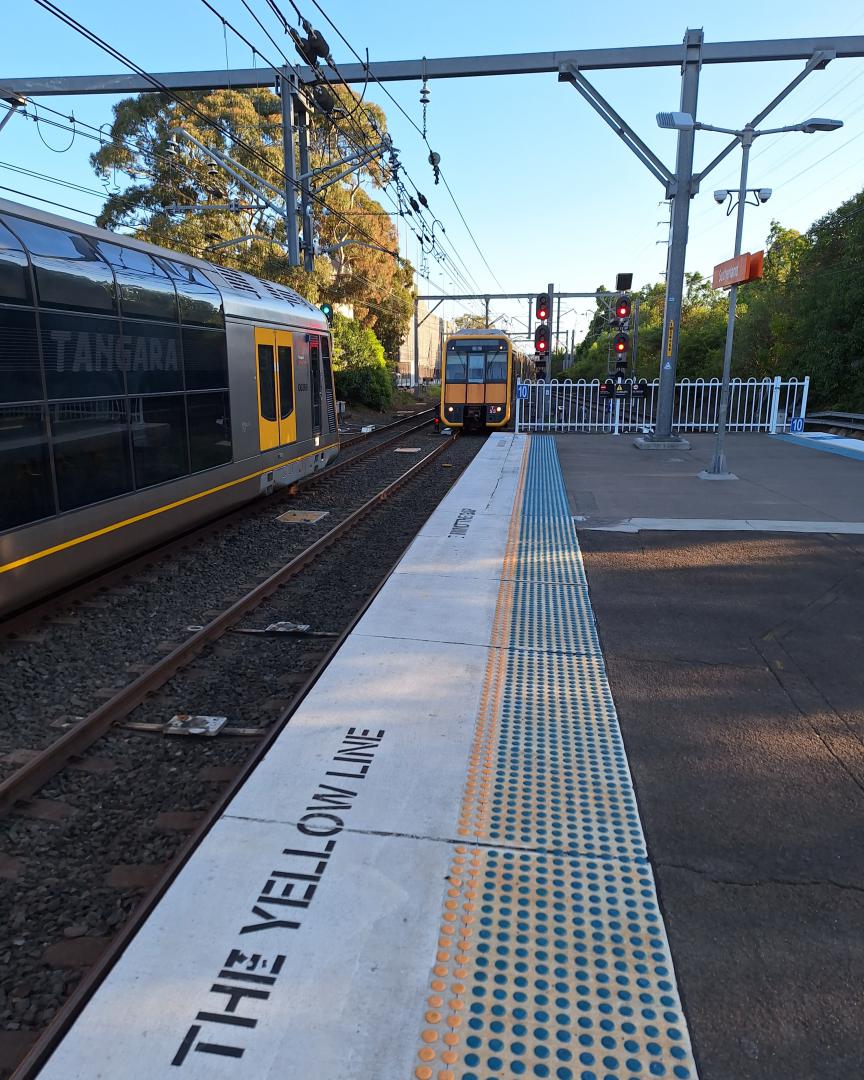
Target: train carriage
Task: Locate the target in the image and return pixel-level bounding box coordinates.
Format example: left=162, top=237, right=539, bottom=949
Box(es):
left=440, top=328, right=513, bottom=432
left=0, top=198, right=339, bottom=616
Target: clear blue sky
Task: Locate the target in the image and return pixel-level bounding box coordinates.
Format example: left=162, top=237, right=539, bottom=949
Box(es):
left=3, top=0, right=864, bottom=341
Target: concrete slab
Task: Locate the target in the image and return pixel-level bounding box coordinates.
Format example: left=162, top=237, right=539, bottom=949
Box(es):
left=224, top=635, right=486, bottom=839
left=555, top=432, right=864, bottom=525
left=580, top=527, right=864, bottom=1080
left=581, top=516, right=864, bottom=534
left=38, top=819, right=452, bottom=1080
left=774, top=430, right=864, bottom=461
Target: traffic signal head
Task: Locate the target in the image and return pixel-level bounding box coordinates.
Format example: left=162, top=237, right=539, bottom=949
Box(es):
left=613, top=331, right=630, bottom=355
left=535, top=293, right=549, bottom=321
left=534, top=324, right=550, bottom=354
left=615, top=294, right=631, bottom=321
left=321, top=302, right=334, bottom=325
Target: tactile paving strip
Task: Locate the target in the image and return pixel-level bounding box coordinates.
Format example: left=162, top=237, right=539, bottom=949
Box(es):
left=412, top=436, right=697, bottom=1080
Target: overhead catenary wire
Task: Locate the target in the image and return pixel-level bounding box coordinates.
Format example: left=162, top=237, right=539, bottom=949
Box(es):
left=301, top=0, right=505, bottom=291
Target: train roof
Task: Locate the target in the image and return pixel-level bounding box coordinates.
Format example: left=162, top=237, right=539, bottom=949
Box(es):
left=0, top=196, right=328, bottom=331
left=447, top=328, right=511, bottom=338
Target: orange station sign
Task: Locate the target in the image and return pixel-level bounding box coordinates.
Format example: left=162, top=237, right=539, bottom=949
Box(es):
left=712, top=250, right=764, bottom=289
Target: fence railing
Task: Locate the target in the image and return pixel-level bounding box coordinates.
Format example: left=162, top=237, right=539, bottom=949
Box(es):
left=515, top=376, right=810, bottom=435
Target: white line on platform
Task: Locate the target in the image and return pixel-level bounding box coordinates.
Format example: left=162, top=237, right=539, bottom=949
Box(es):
left=576, top=517, right=864, bottom=534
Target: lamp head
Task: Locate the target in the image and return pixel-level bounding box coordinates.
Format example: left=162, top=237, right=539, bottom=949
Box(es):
left=656, top=111, right=695, bottom=131
left=799, top=117, right=843, bottom=133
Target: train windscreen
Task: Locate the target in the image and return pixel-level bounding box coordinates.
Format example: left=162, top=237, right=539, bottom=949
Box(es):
left=446, top=339, right=508, bottom=383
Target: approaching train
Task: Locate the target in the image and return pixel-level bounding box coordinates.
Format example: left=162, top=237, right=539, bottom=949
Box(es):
left=0, top=197, right=339, bottom=616
left=439, top=328, right=515, bottom=431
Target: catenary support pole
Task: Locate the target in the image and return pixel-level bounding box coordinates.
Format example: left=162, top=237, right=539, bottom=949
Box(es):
left=413, top=302, right=420, bottom=388
left=279, top=72, right=300, bottom=268
left=296, top=97, right=314, bottom=272
left=644, top=28, right=703, bottom=447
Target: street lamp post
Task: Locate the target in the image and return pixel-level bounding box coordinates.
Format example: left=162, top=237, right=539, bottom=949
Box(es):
left=656, top=113, right=842, bottom=476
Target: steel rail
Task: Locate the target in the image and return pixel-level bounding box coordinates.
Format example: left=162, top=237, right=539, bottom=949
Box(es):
left=0, top=409, right=435, bottom=638
left=0, top=432, right=456, bottom=819
left=7, top=432, right=452, bottom=1078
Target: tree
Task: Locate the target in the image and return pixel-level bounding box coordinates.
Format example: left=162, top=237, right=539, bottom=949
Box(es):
left=90, top=86, right=414, bottom=346
left=454, top=314, right=488, bottom=330
left=331, top=312, right=392, bottom=410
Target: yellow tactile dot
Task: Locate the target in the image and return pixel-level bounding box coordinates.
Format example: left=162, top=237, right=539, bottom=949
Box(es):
left=418, top=1048, right=436, bottom=1063
left=433, top=964, right=448, bottom=977
left=425, top=1010, right=441, bottom=1024
left=450, top=982, right=465, bottom=993
left=415, top=1068, right=432, bottom=1080
left=435, top=951, right=449, bottom=963
left=448, top=998, right=464, bottom=1011
left=421, top=1029, right=437, bottom=1044
left=446, top=1014, right=462, bottom=1028
left=439, top=1068, right=456, bottom=1078
left=442, top=1045, right=459, bottom=1059
left=428, top=995, right=443, bottom=1008
left=431, top=979, right=446, bottom=991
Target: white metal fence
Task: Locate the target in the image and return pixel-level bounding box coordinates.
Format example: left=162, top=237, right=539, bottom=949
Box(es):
left=515, top=376, right=810, bottom=435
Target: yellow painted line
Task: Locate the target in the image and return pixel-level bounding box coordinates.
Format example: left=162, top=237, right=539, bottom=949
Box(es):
left=0, top=442, right=338, bottom=576
left=412, top=435, right=530, bottom=1080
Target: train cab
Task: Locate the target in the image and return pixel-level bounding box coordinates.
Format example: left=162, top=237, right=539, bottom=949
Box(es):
left=440, top=329, right=513, bottom=432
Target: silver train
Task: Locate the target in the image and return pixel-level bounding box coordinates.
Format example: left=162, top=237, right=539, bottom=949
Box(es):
left=0, top=197, right=339, bottom=616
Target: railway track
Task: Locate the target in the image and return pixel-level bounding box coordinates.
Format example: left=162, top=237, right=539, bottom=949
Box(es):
left=0, top=428, right=480, bottom=1080
left=0, top=407, right=435, bottom=641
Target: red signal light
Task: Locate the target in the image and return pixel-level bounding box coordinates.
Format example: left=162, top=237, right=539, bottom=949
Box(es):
left=535, top=293, right=550, bottom=321
left=615, top=339, right=626, bottom=352
left=538, top=339, right=547, bottom=352
left=615, top=293, right=632, bottom=320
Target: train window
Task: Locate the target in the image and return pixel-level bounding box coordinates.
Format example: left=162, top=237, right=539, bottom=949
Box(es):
left=0, top=222, right=33, bottom=304
left=40, top=312, right=125, bottom=400
left=187, top=391, right=232, bottom=472
left=0, top=305, right=42, bottom=403
left=50, top=398, right=133, bottom=512
left=445, top=348, right=467, bottom=383
left=123, top=320, right=183, bottom=395
left=0, top=404, right=55, bottom=530
left=131, top=394, right=189, bottom=489
left=182, top=327, right=229, bottom=390
left=486, top=352, right=508, bottom=382
left=467, top=353, right=486, bottom=383
left=277, top=345, right=294, bottom=419
left=96, top=242, right=179, bottom=322
left=257, top=343, right=277, bottom=421
left=5, top=217, right=117, bottom=315
left=158, top=259, right=224, bottom=328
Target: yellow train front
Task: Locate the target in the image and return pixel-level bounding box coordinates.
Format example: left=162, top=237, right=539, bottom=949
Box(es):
left=440, top=329, right=513, bottom=432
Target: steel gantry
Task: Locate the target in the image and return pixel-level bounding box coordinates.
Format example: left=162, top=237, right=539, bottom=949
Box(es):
left=5, top=30, right=864, bottom=440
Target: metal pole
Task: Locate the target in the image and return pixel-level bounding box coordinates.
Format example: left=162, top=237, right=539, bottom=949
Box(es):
left=279, top=72, right=300, bottom=268
left=528, top=298, right=533, bottom=338
left=644, top=28, right=703, bottom=448
left=296, top=97, right=314, bottom=272
left=413, top=301, right=420, bottom=389
left=632, top=298, right=640, bottom=374
left=705, top=131, right=751, bottom=478
left=548, top=281, right=555, bottom=377
left=556, top=297, right=562, bottom=358
left=484, top=296, right=490, bottom=328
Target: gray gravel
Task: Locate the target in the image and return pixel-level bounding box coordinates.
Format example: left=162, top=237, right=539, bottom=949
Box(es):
left=0, top=425, right=442, bottom=779
left=0, top=432, right=482, bottom=1076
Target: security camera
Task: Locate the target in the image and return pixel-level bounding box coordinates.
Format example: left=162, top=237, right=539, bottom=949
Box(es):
left=757, top=188, right=773, bottom=203
left=713, top=190, right=727, bottom=204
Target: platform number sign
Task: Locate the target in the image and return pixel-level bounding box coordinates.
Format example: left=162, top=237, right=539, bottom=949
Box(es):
left=516, top=383, right=529, bottom=400
left=790, top=416, right=805, bottom=433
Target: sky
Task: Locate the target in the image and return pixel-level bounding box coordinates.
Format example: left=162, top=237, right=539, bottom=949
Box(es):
left=2, top=0, right=864, bottom=343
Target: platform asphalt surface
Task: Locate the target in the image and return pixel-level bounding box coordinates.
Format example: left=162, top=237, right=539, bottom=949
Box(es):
left=578, top=527, right=864, bottom=1080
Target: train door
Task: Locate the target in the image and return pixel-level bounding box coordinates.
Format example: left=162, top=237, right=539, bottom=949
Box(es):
left=255, top=327, right=297, bottom=450
left=308, top=334, right=322, bottom=436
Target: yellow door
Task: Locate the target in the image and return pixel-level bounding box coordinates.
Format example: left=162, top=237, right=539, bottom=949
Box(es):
left=275, top=330, right=297, bottom=447
left=255, top=328, right=278, bottom=451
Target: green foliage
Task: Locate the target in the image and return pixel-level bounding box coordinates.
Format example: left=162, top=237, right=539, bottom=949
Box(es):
left=89, top=86, right=414, bottom=357
left=331, top=312, right=392, bottom=410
